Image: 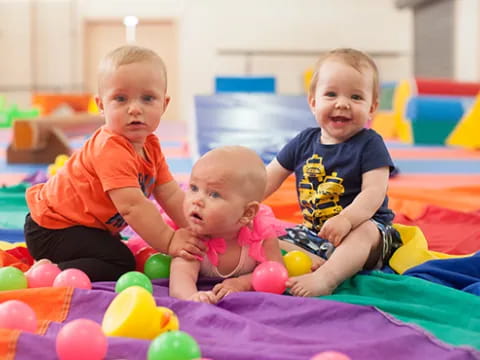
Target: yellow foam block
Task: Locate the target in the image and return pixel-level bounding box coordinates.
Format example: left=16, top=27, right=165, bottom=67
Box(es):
left=87, top=97, right=99, bottom=114
left=392, top=79, right=414, bottom=144
left=304, top=68, right=314, bottom=94
left=371, top=111, right=396, bottom=139
left=389, top=223, right=472, bottom=274
left=446, top=92, right=480, bottom=149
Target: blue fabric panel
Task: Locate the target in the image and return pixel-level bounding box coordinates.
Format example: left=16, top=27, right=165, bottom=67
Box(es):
left=404, top=252, right=480, bottom=296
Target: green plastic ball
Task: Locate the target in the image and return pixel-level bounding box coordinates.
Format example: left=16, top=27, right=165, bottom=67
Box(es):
left=147, top=330, right=201, bottom=360
left=115, top=271, right=153, bottom=294
left=144, top=253, right=171, bottom=279
left=0, top=266, right=27, bottom=291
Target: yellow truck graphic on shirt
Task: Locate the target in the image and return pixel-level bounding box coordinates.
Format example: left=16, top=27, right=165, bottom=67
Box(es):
left=298, top=155, right=345, bottom=231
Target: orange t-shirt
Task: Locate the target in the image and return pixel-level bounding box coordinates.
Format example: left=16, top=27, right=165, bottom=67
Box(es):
left=26, top=126, right=173, bottom=234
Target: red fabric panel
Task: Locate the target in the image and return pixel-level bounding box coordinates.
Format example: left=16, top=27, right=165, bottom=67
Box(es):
left=394, top=206, right=480, bottom=255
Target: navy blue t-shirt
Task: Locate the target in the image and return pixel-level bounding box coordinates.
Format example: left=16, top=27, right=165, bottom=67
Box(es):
left=277, top=127, right=394, bottom=232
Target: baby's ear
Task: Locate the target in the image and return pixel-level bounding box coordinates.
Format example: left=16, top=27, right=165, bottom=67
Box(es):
left=95, top=95, right=104, bottom=113
left=239, top=201, right=260, bottom=226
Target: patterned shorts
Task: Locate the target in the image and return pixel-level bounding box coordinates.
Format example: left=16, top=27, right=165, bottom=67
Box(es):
left=371, top=220, right=403, bottom=268
left=279, top=221, right=402, bottom=266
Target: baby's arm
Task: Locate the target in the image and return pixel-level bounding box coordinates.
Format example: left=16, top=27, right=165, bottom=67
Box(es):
left=152, top=180, right=188, bottom=228
left=264, top=159, right=292, bottom=199
left=169, top=257, right=217, bottom=304
left=108, top=186, right=204, bottom=258
left=319, top=167, right=390, bottom=246
left=212, top=237, right=285, bottom=300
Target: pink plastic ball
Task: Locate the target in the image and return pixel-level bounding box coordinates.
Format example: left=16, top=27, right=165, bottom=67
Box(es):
left=56, top=319, right=108, bottom=360
left=311, top=351, right=351, bottom=360
left=26, top=263, right=62, bottom=288
left=0, top=300, right=37, bottom=332
left=252, top=261, right=289, bottom=294
left=53, top=269, right=92, bottom=290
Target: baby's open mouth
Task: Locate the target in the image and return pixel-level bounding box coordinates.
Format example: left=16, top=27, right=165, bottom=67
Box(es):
left=330, top=116, right=350, bottom=122
left=190, top=211, right=203, bottom=221
left=128, top=121, right=144, bottom=125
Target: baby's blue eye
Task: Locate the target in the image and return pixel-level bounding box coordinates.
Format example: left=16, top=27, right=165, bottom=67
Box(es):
left=210, top=191, right=220, bottom=198
left=325, top=91, right=336, bottom=97
left=114, top=95, right=126, bottom=102
left=351, top=94, right=362, bottom=100
left=189, top=184, right=198, bottom=192
left=142, top=95, right=154, bottom=102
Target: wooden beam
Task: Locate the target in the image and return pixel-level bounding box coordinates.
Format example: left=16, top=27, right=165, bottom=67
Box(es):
left=7, top=113, right=103, bottom=164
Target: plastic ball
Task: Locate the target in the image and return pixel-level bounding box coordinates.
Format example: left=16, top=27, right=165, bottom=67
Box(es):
left=0, top=300, right=37, bottom=332
left=135, top=247, right=159, bottom=272
left=115, top=271, right=153, bottom=294
left=53, top=269, right=92, bottom=290
left=283, top=250, right=313, bottom=276
left=311, top=351, right=351, bottom=360
left=144, top=253, right=172, bottom=279
left=48, top=164, right=59, bottom=177
left=0, top=266, right=28, bottom=291
left=102, top=286, right=163, bottom=340
left=26, top=263, right=62, bottom=288
left=157, top=306, right=180, bottom=333
left=55, top=154, right=70, bottom=167
left=56, top=319, right=108, bottom=360
left=147, top=330, right=201, bottom=360
left=252, top=261, right=288, bottom=294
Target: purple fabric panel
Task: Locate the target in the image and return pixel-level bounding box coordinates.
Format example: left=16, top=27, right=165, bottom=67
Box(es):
left=14, top=280, right=480, bottom=360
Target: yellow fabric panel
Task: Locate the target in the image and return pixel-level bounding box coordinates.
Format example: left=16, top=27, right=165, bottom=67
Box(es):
left=389, top=223, right=472, bottom=274
left=0, top=241, right=26, bottom=250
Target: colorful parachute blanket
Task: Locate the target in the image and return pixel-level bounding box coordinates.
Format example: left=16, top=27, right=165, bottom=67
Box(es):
left=0, top=274, right=479, bottom=360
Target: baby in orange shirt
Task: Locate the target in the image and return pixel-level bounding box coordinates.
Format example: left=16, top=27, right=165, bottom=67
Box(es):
left=24, top=45, right=205, bottom=281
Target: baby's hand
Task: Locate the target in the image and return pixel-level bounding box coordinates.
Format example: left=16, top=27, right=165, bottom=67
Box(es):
left=212, top=277, right=251, bottom=301
left=318, top=215, right=352, bottom=247
left=188, top=291, right=217, bottom=304
left=168, top=229, right=206, bottom=260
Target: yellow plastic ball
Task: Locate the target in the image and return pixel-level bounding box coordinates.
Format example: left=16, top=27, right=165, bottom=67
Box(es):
left=157, top=306, right=180, bottom=333
left=283, top=250, right=313, bottom=276
left=55, top=154, right=70, bottom=167
left=47, top=164, right=59, bottom=177
left=102, top=286, right=162, bottom=340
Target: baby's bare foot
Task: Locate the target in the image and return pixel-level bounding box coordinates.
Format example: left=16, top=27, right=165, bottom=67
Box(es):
left=286, top=270, right=339, bottom=297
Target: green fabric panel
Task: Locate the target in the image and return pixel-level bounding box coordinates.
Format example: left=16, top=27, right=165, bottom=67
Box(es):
left=0, top=183, right=29, bottom=228
left=324, top=271, right=480, bottom=349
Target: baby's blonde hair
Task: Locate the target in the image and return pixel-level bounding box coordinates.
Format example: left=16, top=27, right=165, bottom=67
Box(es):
left=97, top=45, right=167, bottom=93
left=308, top=48, right=379, bottom=102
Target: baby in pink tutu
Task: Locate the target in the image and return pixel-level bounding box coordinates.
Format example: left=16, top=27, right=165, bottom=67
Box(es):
left=169, top=146, right=286, bottom=303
